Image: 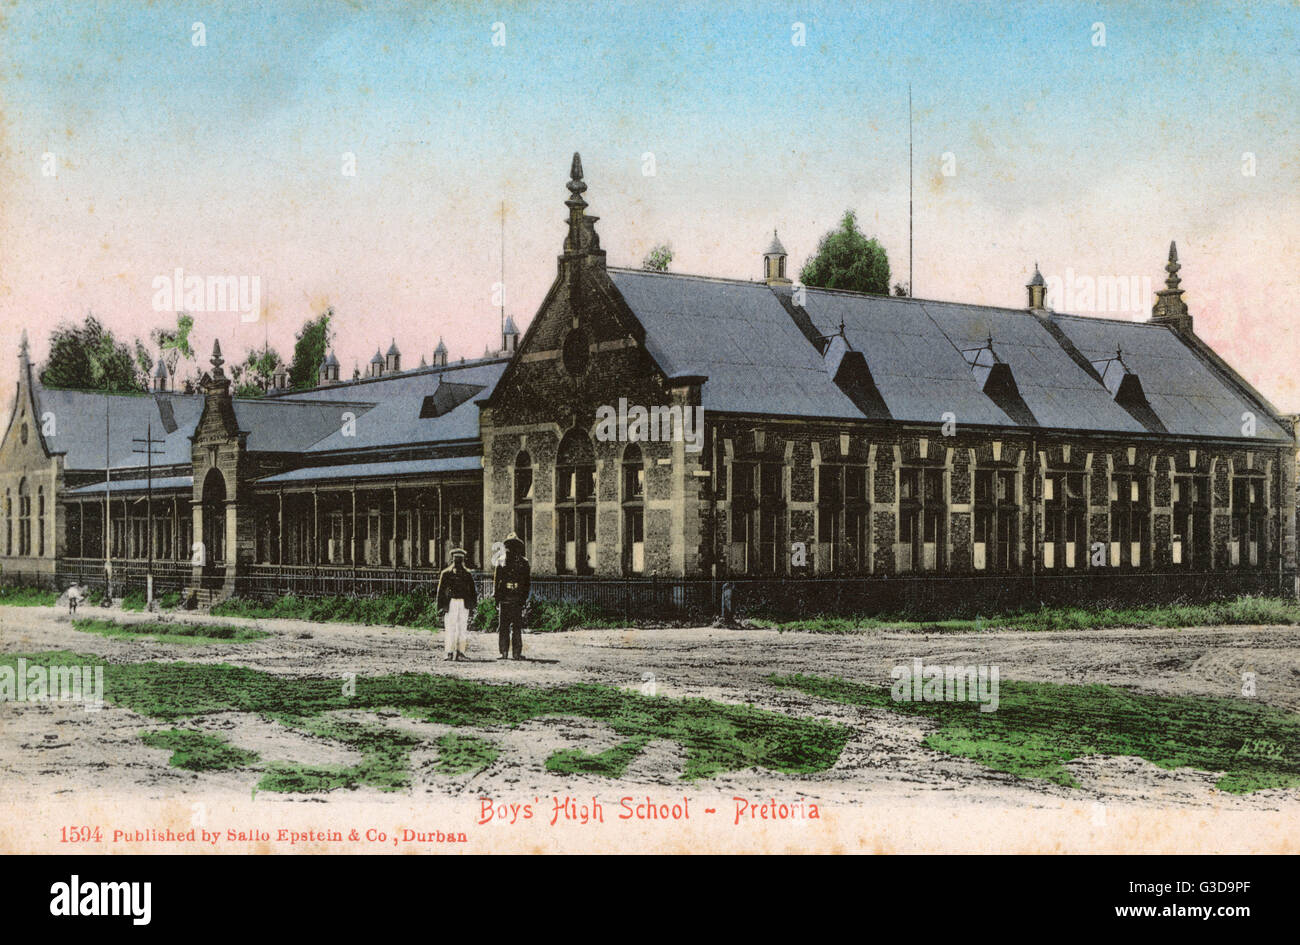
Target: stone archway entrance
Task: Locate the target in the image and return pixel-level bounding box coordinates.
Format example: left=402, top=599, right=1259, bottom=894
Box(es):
left=200, top=468, right=227, bottom=587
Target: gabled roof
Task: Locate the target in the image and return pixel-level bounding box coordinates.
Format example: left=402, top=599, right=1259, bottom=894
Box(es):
left=607, top=269, right=863, bottom=419
left=300, top=360, right=507, bottom=453
left=604, top=268, right=1289, bottom=442
left=35, top=388, right=205, bottom=469
left=1050, top=314, right=1291, bottom=441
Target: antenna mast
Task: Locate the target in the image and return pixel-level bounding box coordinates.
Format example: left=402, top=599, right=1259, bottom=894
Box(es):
left=500, top=200, right=506, bottom=350
left=908, top=82, right=914, bottom=298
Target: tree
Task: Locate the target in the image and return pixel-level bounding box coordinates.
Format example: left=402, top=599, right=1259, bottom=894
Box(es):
left=40, top=315, right=144, bottom=393
left=288, top=309, right=333, bottom=391
left=150, top=312, right=196, bottom=380
left=234, top=346, right=283, bottom=398
left=799, top=210, right=891, bottom=296
left=641, top=243, right=673, bottom=272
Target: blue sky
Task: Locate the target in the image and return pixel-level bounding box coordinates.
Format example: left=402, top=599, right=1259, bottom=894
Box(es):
left=1, top=0, right=1296, bottom=403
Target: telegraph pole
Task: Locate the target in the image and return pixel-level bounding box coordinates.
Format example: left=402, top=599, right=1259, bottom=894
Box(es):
left=132, top=421, right=165, bottom=608
left=104, top=396, right=112, bottom=603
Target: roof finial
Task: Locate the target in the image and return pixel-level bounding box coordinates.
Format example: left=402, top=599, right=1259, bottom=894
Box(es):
left=18, top=329, right=29, bottom=363
left=565, top=152, right=587, bottom=213
left=1165, top=240, right=1181, bottom=291
left=210, top=339, right=225, bottom=378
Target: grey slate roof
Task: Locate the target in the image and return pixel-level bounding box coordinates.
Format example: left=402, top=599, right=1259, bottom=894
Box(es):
left=1050, top=314, right=1292, bottom=441
left=607, top=268, right=1288, bottom=442
left=607, top=269, right=864, bottom=419
left=301, top=361, right=506, bottom=453
left=255, top=455, right=481, bottom=485
left=35, top=389, right=205, bottom=469
left=232, top=399, right=377, bottom=452
left=67, top=475, right=193, bottom=496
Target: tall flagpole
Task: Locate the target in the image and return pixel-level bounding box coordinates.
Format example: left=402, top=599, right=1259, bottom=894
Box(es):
left=500, top=200, right=506, bottom=350
left=908, top=83, right=914, bottom=298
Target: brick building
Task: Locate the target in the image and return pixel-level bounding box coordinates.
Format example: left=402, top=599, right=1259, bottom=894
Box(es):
left=1, top=153, right=1295, bottom=614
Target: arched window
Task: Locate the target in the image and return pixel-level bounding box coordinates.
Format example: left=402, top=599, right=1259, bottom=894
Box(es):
left=37, top=486, right=45, bottom=557
left=621, top=444, right=644, bottom=575
left=17, top=479, right=29, bottom=557
left=555, top=430, right=596, bottom=574
left=513, top=451, right=534, bottom=559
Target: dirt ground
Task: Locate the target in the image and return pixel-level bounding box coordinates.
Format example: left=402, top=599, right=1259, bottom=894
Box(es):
left=2, top=603, right=1299, bottom=815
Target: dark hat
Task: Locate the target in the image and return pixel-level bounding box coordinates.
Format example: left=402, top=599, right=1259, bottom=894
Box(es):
left=504, top=533, right=525, bottom=552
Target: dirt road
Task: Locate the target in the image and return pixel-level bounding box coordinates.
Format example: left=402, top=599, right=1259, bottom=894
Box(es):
left=2, top=604, right=1298, bottom=812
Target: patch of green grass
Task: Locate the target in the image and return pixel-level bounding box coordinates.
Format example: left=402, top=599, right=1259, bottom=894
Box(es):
left=120, top=590, right=182, bottom=612
left=0, top=585, right=59, bottom=606
left=771, top=672, right=1300, bottom=794
left=212, top=593, right=444, bottom=629
left=139, top=728, right=260, bottom=771
left=528, top=600, right=623, bottom=633
left=752, top=595, right=1300, bottom=634
left=257, top=713, right=423, bottom=793
left=546, top=735, right=652, bottom=778
left=0, top=650, right=849, bottom=791
left=214, top=592, right=626, bottom=633
left=432, top=732, right=500, bottom=775
left=72, top=617, right=271, bottom=645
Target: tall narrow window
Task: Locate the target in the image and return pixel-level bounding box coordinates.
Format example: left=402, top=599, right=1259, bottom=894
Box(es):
left=898, top=467, right=944, bottom=572
left=4, top=490, right=11, bottom=555
left=728, top=461, right=756, bottom=574
left=1109, top=472, right=1149, bottom=568
left=974, top=469, right=1018, bottom=572
left=1172, top=474, right=1210, bottom=569
left=37, top=487, right=45, bottom=557
left=1230, top=476, right=1265, bottom=567
left=555, top=431, right=596, bottom=574
left=17, top=479, right=30, bottom=557
left=757, top=462, right=784, bottom=574
left=513, top=451, right=534, bottom=561
left=621, top=445, right=644, bottom=575
left=818, top=463, right=869, bottom=574
left=1043, top=472, right=1085, bottom=569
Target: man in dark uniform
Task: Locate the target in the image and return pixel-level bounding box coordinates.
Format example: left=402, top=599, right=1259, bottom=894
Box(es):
left=436, top=547, right=478, bottom=661
left=494, top=533, right=530, bottom=660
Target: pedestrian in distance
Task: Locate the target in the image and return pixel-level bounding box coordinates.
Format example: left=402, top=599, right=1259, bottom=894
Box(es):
left=436, top=548, right=477, bottom=662
left=494, top=533, right=530, bottom=660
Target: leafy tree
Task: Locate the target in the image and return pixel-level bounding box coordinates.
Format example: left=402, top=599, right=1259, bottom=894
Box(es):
left=150, top=312, right=196, bottom=375
left=642, top=243, right=673, bottom=272
left=799, top=210, right=891, bottom=296
left=288, top=309, right=333, bottom=391
left=40, top=315, right=144, bottom=393
left=234, top=347, right=283, bottom=398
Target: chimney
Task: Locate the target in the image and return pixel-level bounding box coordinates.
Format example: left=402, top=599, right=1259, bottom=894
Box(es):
left=1150, top=241, right=1193, bottom=333
left=763, top=230, right=791, bottom=285
left=1026, top=263, right=1047, bottom=311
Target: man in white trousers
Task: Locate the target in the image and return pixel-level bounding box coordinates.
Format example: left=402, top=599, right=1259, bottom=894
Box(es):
left=436, top=547, right=478, bottom=661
